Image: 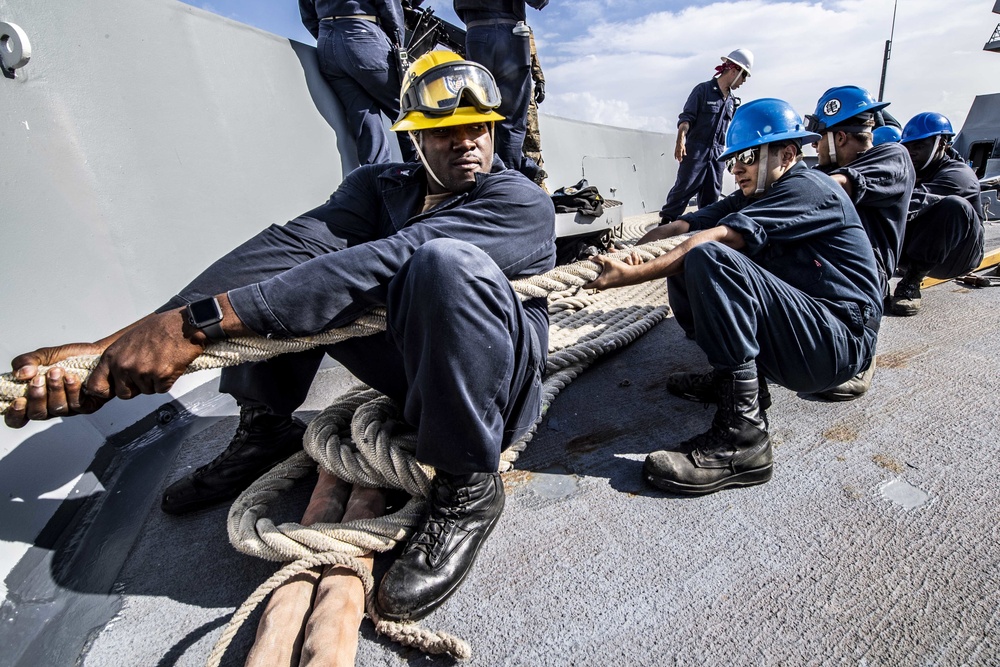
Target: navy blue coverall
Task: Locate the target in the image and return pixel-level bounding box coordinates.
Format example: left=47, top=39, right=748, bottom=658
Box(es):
left=300, top=0, right=417, bottom=165
left=454, top=0, right=547, bottom=172
left=160, top=157, right=556, bottom=474
left=659, top=79, right=736, bottom=221
left=670, top=162, right=882, bottom=393
left=901, top=148, right=984, bottom=279
left=821, top=141, right=916, bottom=297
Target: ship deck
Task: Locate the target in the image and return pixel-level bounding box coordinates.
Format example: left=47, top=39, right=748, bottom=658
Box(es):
left=13, top=215, right=1000, bottom=666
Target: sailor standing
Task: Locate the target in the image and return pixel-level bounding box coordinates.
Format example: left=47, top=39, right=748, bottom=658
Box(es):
left=453, top=0, right=548, bottom=173
left=657, top=48, right=752, bottom=223
left=299, top=0, right=417, bottom=165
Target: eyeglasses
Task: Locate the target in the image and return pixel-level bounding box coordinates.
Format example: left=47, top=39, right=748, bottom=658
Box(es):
left=725, top=147, right=759, bottom=172
left=400, top=61, right=502, bottom=117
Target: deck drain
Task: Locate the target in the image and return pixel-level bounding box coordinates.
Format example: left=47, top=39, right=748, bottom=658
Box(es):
left=879, top=479, right=932, bottom=509
left=527, top=466, right=579, bottom=499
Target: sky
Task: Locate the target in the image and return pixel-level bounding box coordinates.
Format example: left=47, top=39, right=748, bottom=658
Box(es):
left=182, top=0, right=1000, bottom=133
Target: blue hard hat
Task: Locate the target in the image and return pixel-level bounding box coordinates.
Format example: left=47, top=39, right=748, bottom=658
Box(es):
left=721, top=98, right=821, bottom=160
left=805, top=85, right=889, bottom=133
left=872, top=125, right=902, bottom=146
left=901, top=112, right=954, bottom=143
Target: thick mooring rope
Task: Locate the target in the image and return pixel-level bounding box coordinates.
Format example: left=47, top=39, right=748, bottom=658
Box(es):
left=209, top=277, right=673, bottom=664
left=0, top=236, right=681, bottom=415
left=0, top=227, right=682, bottom=663
left=207, top=231, right=680, bottom=664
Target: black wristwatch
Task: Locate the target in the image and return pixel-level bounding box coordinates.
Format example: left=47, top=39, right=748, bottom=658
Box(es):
left=185, top=296, right=226, bottom=341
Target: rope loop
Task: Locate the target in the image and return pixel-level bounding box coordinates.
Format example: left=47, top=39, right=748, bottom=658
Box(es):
left=0, top=230, right=683, bottom=663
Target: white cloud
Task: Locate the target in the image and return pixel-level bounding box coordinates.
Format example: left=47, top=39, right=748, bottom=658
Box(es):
left=537, top=0, right=999, bottom=132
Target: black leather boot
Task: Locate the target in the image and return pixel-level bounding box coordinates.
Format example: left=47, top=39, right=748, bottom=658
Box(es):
left=667, top=369, right=772, bottom=411
left=161, top=406, right=306, bottom=515
left=376, top=471, right=504, bottom=621
left=645, top=374, right=772, bottom=495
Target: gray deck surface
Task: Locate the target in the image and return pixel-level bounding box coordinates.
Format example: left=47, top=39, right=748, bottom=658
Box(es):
left=80, top=217, right=1000, bottom=666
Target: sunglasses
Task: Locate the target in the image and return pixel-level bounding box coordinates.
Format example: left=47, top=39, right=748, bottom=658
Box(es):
left=725, top=147, right=759, bottom=173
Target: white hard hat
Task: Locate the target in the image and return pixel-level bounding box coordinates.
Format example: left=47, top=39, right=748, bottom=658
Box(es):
left=721, top=48, right=753, bottom=76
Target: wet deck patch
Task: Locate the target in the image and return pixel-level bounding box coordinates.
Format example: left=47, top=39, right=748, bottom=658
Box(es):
left=564, top=426, right=628, bottom=454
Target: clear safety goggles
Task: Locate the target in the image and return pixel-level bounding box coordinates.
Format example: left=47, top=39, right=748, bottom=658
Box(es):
left=400, top=61, right=502, bottom=117
left=725, top=147, right=759, bottom=172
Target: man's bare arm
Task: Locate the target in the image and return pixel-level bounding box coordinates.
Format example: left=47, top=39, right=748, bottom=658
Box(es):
left=584, top=224, right=745, bottom=291
left=5, top=294, right=252, bottom=428
left=636, top=219, right=690, bottom=245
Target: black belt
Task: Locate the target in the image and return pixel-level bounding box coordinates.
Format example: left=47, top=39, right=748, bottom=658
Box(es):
left=322, top=15, right=377, bottom=23
left=465, top=18, right=518, bottom=28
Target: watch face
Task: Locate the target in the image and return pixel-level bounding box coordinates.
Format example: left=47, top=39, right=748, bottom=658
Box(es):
left=189, top=298, right=222, bottom=325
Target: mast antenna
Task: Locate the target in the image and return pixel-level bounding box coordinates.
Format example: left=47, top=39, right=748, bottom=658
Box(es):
left=878, top=0, right=899, bottom=102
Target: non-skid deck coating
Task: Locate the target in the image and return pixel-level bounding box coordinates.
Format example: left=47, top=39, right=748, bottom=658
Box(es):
left=81, top=217, right=1000, bottom=666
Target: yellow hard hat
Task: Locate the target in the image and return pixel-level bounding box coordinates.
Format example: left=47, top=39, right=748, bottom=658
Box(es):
left=391, top=49, right=505, bottom=132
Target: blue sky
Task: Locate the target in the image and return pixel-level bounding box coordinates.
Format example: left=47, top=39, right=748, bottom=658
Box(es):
left=181, top=0, right=999, bottom=132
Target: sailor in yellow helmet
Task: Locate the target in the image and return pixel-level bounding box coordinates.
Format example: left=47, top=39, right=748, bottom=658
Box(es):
left=392, top=49, right=505, bottom=193
left=8, top=49, right=556, bottom=625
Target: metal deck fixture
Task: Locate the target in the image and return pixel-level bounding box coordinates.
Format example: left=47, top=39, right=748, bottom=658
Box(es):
left=1, top=21, right=31, bottom=78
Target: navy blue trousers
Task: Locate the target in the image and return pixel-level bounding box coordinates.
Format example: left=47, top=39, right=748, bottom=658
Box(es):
left=465, top=21, right=531, bottom=171
left=667, top=243, right=876, bottom=393
left=659, top=152, right=725, bottom=221
left=218, top=239, right=544, bottom=475
left=901, top=195, right=984, bottom=279
left=317, top=19, right=416, bottom=165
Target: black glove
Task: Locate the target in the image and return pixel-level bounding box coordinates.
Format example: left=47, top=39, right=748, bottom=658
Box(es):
left=534, top=80, right=545, bottom=104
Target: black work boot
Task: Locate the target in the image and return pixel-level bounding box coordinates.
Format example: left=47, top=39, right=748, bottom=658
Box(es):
left=645, top=374, right=772, bottom=495
left=667, top=369, right=772, bottom=411
left=376, top=471, right=504, bottom=621
left=161, top=406, right=306, bottom=515
left=890, top=271, right=926, bottom=316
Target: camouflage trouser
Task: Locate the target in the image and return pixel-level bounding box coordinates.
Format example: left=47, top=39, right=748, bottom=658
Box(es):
left=523, top=98, right=547, bottom=187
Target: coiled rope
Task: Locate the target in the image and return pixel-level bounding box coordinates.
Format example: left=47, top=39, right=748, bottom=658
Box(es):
left=0, top=228, right=682, bottom=663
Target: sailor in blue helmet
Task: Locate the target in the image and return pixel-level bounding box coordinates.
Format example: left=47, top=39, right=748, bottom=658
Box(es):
left=803, top=85, right=915, bottom=401
left=586, top=99, right=881, bottom=495
left=873, top=125, right=902, bottom=146
left=656, top=48, right=753, bottom=224
left=891, top=112, right=985, bottom=316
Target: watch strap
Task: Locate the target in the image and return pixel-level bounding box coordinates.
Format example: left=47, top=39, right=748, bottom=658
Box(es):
left=200, top=320, right=226, bottom=341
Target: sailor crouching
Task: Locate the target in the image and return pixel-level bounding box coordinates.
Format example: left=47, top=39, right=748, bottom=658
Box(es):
left=6, top=49, right=556, bottom=623
left=586, top=98, right=881, bottom=495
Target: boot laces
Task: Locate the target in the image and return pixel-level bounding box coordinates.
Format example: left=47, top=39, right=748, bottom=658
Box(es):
left=194, top=409, right=255, bottom=477
left=409, top=476, right=466, bottom=556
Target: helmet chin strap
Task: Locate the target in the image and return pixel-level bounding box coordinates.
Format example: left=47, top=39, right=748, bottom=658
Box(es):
left=922, top=135, right=942, bottom=171
left=826, top=132, right=838, bottom=166
left=407, top=123, right=495, bottom=193
left=409, top=130, right=448, bottom=192
left=755, top=144, right=769, bottom=195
